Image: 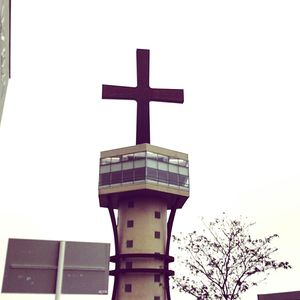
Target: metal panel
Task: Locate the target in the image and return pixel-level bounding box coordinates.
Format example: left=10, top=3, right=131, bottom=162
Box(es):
left=62, top=241, right=110, bottom=294
left=2, top=238, right=110, bottom=295
left=2, top=239, right=59, bottom=293
left=258, top=291, right=300, bottom=300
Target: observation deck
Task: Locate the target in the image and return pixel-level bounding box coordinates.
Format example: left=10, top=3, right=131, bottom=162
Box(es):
left=99, top=144, right=189, bottom=209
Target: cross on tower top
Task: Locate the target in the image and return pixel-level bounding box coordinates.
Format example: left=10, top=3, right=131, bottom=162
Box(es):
left=102, top=49, right=184, bottom=145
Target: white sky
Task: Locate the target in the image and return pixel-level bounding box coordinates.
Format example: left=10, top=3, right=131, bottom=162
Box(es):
left=1, top=1, right=300, bottom=299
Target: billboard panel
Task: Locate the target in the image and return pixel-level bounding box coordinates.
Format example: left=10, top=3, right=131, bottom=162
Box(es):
left=2, top=239, right=59, bottom=293
left=2, top=238, right=110, bottom=295
left=258, top=291, right=300, bottom=300
left=62, top=241, right=110, bottom=294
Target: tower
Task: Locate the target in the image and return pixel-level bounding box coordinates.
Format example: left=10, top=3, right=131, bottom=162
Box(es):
left=99, top=49, right=189, bottom=300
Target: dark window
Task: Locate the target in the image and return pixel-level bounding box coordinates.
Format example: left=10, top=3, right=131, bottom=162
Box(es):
left=127, top=220, right=134, bottom=228
left=154, top=211, right=161, bottom=219
left=179, top=174, right=189, bottom=187
left=134, top=167, right=146, bottom=181
left=125, top=261, right=133, bottom=269
left=100, top=173, right=110, bottom=186
left=168, top=172, right=178, bottom=186
left=123, top=169, right=134, bottom=182
left=154, top=296, right=160, bottom=300
left=126, top=240, right=133, bottom=248
left=111, top=171, right=122, bottom=184
left=128, top=201, right=134, bottom=208
left=147, top=167, right=158, bottom=181
left=154, top=274, right=160, bottom=282
left=125, top=284, right=132, bottom=292
left=154, top=231, right=160, bottom=239
left=158, top=170, right=168, bottom=184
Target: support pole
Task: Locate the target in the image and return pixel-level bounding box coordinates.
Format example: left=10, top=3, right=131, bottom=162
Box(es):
left=55, top=241, right=66, bottom=300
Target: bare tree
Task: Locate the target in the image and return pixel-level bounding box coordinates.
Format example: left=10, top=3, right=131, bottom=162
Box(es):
left=172, top=214, right=291, bottom=300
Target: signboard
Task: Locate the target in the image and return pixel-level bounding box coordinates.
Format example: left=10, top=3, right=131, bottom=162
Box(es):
left=63, top=241, right=110, bottom=294
left=2, top=238, right=110, bottom=295
left=258, top=290, right=300, bottom=300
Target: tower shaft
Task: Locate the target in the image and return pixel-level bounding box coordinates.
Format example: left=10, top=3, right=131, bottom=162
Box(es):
left=117, top=197, right=167, bottom=299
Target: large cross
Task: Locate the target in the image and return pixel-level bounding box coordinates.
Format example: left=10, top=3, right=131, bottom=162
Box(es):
left=102, top=49, right=184, bottom=145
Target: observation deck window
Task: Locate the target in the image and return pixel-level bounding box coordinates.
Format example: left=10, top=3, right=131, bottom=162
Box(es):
left=99, top=150, right=189, bottom=190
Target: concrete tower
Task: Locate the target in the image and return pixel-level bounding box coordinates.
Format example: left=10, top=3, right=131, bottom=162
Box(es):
left=99, top=49, right=189, bottom=300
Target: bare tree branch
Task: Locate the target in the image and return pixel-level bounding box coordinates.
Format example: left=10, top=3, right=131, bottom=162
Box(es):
left=172, top=214, right=292, bottom=300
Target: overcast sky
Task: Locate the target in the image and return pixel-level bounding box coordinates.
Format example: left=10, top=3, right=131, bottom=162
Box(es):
left=1, top=1, right=300, bottom=299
